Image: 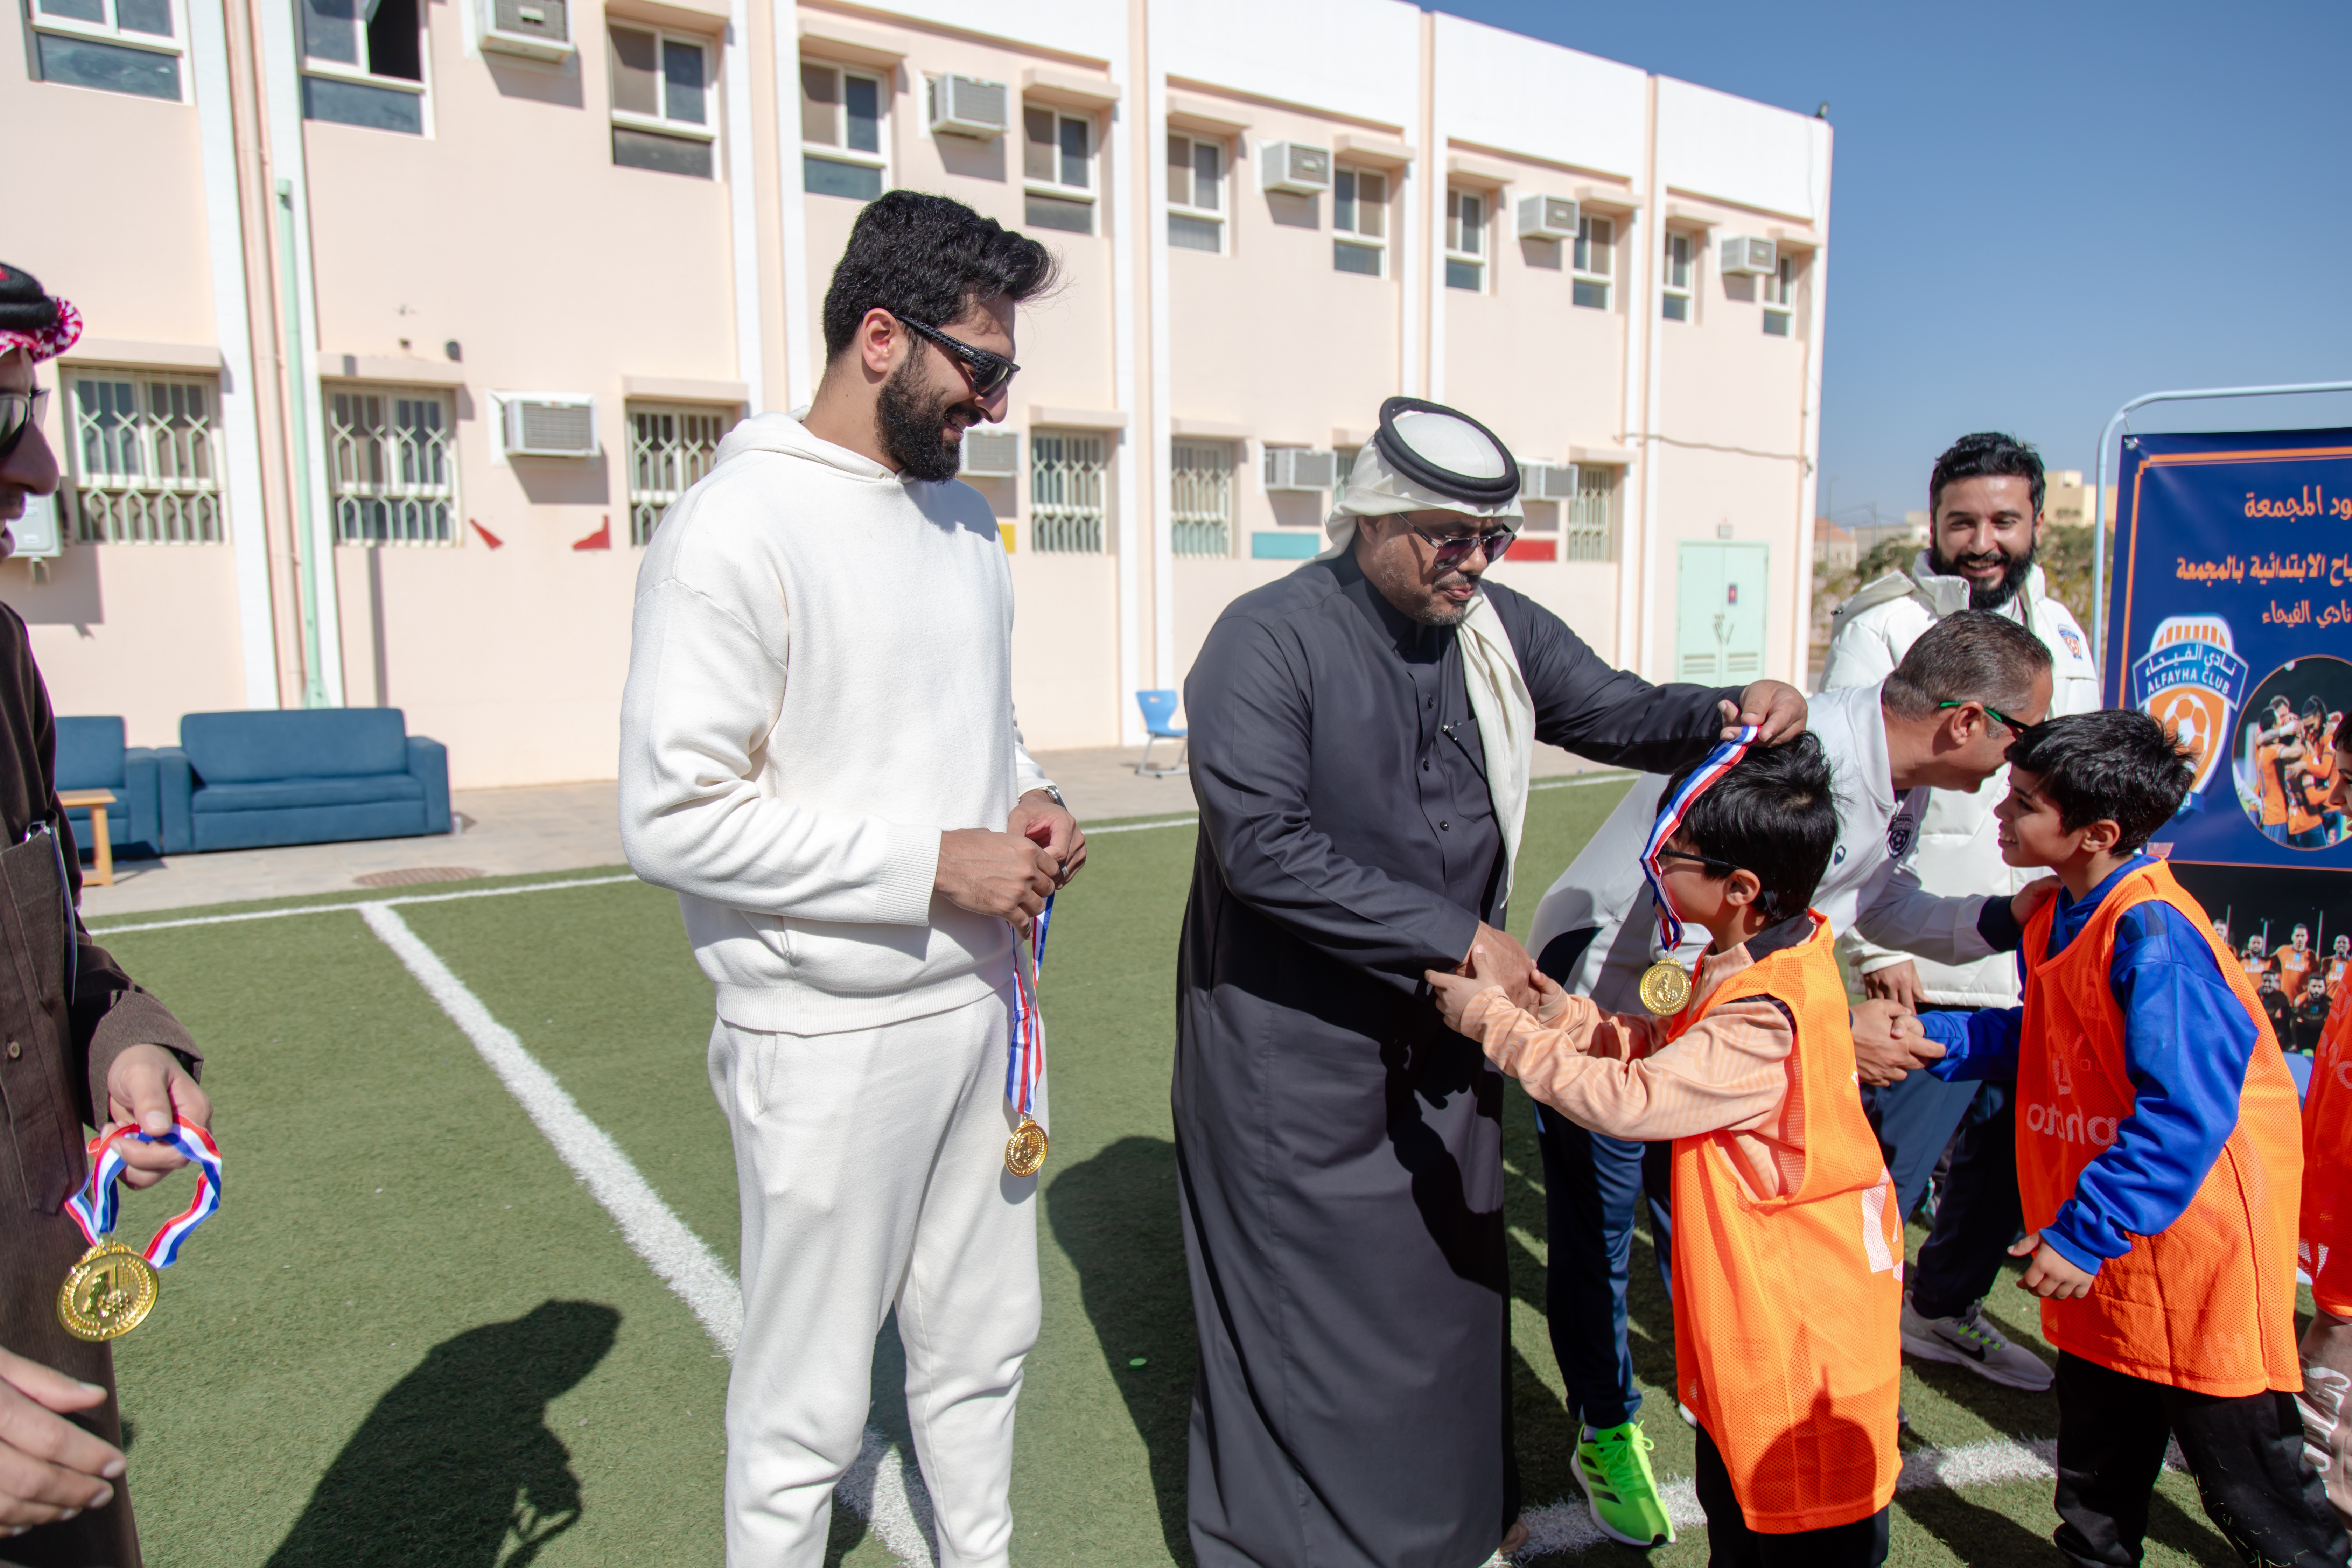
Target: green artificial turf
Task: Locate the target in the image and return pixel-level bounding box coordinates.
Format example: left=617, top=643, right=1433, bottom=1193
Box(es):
left=90, top=783, right=2246, bottom=1565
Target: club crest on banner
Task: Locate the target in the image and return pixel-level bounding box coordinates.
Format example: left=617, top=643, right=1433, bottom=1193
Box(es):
left=2130, top=615, right=2247, bottom=813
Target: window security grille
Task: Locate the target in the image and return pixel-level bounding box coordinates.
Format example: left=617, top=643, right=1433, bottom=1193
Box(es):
left=1029, top=430, right=1107, bottom=554
left=629, top=405, right=733, bottom=544
left=67, top=373, right=222, bottom=544
left=328, top=389, right=456, bottom=544
left=1565, top=466, right=1616, bottom=562
left=1171, top=440, right=1234, bottom=557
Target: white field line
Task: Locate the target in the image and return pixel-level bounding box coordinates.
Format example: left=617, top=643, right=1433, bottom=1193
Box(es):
left=1531, top=772, right=1634, bottom=793
left=89, top=872, right=640, bottom=936
left=1086, top=773, right=1628, bottom=838
left=358, top=903, right=939, bottom=1567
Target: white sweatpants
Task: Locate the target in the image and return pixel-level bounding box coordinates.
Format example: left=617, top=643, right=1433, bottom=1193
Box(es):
left=710, top=991, right=1041, bottom=1568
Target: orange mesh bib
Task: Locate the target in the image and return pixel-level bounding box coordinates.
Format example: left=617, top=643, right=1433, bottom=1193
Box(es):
left=2303, top=1001, right=2352, bottom=1318
left=2015, top=860, right=2302, bottom=1395
left=1669, top=914, right=1902, bottom=1533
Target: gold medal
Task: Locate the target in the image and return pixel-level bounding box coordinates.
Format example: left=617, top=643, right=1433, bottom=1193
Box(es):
left=1638, top=958, right=1692, bottom=1016
left=58, top=1242, right=159, bottom=1342
left=1004, top=1115, right=1048, bottom=1178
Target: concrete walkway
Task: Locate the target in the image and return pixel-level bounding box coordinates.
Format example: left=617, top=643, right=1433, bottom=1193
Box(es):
left=78, top=743, right=1610, bottom=917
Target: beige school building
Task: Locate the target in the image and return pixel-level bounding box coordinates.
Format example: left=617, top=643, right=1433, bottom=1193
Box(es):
left=5, top=0, right=1832, bottom=787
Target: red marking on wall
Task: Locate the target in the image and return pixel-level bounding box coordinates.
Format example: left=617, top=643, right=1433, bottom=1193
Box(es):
left=573, top=515, right=612, bottom=551
left=1506, top=537, right=1558, bottom=562
left=470, top=519, right=503, bottom=549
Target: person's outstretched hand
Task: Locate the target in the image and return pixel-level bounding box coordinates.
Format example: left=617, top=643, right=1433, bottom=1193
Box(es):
left=0, top=1344, right=123, bottom=1532
left=103, top=1044, right=211, bottom=1191
left=1723, top=681, right=1807, bottom=745
left=1851, top=1000, right=1939, bottom=1086
left=1458, top=923, right=1540, bottom=1010
left=1424, top=967, right=1496, bottom=1035
left=2011, top=875, right=2063, bottom=930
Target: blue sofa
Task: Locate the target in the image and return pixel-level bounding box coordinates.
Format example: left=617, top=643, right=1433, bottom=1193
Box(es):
left=155, top=709, right=451, bottom=853
left=55, top=716, right=162, bottom=860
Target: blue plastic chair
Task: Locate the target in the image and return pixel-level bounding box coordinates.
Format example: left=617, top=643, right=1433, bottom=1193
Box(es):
left=1135, top=690, right=1188, bottom=777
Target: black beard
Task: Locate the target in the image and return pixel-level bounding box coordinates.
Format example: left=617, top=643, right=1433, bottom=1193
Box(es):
left=875, top=361, right=966, bottom=482
left=1930, top=541, right=2036, bottom=610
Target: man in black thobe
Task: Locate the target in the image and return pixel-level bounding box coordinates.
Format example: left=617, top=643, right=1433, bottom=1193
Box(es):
left=1174, top=400, right=1804, bottom=1568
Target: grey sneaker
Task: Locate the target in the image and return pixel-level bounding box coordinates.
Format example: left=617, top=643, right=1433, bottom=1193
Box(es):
left=1900, top=1291, right=2054, bottom=1391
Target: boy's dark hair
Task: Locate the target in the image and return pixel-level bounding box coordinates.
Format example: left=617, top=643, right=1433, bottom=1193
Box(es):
left=820, top=191, right=1059, bottom=359
left=2006, top=710, right=2194, bottom=854
left=1930, top=431, right=2045, bottom=517
left=1660, top=732, right=1839, bottom=920
left=1880, top=608, right=2052, bottom=721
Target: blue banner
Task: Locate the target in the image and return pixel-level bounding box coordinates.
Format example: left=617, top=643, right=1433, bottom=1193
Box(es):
left=2105, top=428, right=2352, bottom=1049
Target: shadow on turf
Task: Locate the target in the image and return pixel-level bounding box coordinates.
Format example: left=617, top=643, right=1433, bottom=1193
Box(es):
left=262, top=1300, right=619, bottom=1568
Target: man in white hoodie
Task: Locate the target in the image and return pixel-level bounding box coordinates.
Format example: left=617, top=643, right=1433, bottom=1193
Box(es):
left=620, top=192, right=1081, bottom=1568
left=1819, top=431, right=2101, bottom=1393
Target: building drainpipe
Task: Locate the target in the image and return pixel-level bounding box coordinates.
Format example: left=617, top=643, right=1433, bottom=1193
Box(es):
left=276, top=177, right=329, bottom=710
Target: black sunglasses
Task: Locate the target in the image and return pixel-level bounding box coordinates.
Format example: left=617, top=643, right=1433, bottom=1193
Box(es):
left=894, top=315, right=1020, bottom=399
left=1654, top=847, right=1740, bottom=877
left=0, top=389, right=50, bottom=461
left=1938, top=699, right=2033, bottom=738
left=1405, top=519, right=1515, bottom=570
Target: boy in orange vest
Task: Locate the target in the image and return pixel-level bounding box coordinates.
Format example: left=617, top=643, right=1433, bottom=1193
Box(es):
left=1429, top=735, right=1904, bottom=1566
left=2297, top=709, right=2352, bottom=1534
left=1912, top=710, right=2343, bottom=1566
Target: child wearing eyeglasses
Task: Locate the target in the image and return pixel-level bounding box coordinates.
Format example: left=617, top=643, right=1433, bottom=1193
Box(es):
left=1429, top=733, right=1904, bottom=1567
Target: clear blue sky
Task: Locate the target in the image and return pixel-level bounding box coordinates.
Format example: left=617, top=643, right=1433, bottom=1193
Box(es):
left=1437, top=0, right=2352, bottom=529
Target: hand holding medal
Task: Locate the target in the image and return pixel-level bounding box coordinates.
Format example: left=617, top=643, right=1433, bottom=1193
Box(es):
left=1004, top=893, right=1052, bottom=1177
left=57, top=1121, right=223, bottom=1343
left=1636, top=726, right=1764, bottom=1016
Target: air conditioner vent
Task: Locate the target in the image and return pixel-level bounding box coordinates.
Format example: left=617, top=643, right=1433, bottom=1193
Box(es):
left=1264, top=447, right=1338, bottom=491
left=501, top=395, right=598, bottom=457
left=961, top=430, right=1020, bottom=477
left=1517, top=462, right=1580, bottom=501
left=1719, top=236, right=1777, bottom=276
left=1260, top=141, right=1332, bottom=196
left=929, top=75, right=1010, bottom=139
left=480, top=0, right=570, bottom=59
left=1516, top=195, right=1578, bottom=241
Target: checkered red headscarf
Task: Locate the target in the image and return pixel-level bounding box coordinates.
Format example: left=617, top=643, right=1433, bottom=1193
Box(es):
left=0, top=263, right=82, bottom=363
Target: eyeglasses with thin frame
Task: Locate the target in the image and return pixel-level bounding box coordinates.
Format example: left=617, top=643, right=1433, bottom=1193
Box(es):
left=0, top=389, right=50, bottom=460
left=1938, top=699, right=2032, bottom=738
left=892, top=314, right=1020, bottom=399
left=1405, top=519, right=1515, bottom=570
left=1654, top=847, right=1739, bottom=877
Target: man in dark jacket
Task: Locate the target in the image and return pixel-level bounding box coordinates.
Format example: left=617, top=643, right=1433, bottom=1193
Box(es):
left=0, top=262, right=211, bottom=1567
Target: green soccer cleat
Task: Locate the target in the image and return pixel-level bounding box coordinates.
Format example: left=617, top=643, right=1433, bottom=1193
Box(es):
left=1573, top=1420, right=1676, bottom=1548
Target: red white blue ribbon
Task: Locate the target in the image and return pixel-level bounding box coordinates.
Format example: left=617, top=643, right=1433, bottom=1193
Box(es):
left=1006, top=894, right=1053, bottom=1120
left=1638, top=726, right=1763, bottom=955
left=65, top=1121, right=223, bottom=1267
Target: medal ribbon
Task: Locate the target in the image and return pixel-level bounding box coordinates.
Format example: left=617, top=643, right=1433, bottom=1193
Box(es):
left=1638, top=725, right=1763, bottom=956
left=65, top=1121, right=223, bottom=1267
left=1005, top=894, right=1053, bottom=1121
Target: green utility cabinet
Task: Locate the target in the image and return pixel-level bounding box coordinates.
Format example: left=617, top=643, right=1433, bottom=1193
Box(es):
left=1675, top=542, right=1770, bottom=684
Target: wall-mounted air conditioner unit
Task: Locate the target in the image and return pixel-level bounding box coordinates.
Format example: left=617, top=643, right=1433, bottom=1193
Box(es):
left=1259, top=141, right=1332, bottom=196
left=9, top=492, right=60, bottom=560
left=961, top=430, right=1020, bottom=477
left=479, top=0, right=570, bottom=59
left=1264, top=448, right=1338, bottom=491
left=1516, top=195, right=1578, bottom=241
left=1720, top=236, right=1777, bottom=276
left=1518, top=462, right=1579, bottom=501
left=928, top=75, right=1010, bottom=139
left=498, top=394, right=599, bottom=457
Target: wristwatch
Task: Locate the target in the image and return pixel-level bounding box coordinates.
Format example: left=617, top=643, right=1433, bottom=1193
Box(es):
left=1035, top=783, right=1068, bottom=811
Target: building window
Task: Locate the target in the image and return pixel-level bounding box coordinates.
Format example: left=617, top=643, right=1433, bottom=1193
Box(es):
left=802, top=61, right=884, bottom=201
left=1029, top=428, right=1107, bottom=553
left=1167, top=132, right=1224, bottom=253
left=1332, top=166, right=1386, bottom=277
left=1445, top=189, right=1485, bottom=292
left=628, top=403, right=733, bottom=545
left=1764, top=254, right=1795, bottom=336
left=1572, top=215, right=1613, bottom=309
left=1565, top=465, right=1616, bottom=562
left=27, top=0, right=183, bottom=101
left=299, top=0, right=425, bottom=134
left=1662, top=232, right=1693, bottom=322
left=327, top=387, right=456, bottom=545
left=611, top=26, right=713, bottom=178
left=1023, top=107, right=1094, bottom=235
left=1170, top=439, right=1234, bottom=556
left=64, top=371, right=222, bottom=544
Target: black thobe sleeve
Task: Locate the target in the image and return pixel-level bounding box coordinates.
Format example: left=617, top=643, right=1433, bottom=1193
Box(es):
left=1188, top=616, right=1480, bottom=987
left=1505, top=596, right=1745, bottom=770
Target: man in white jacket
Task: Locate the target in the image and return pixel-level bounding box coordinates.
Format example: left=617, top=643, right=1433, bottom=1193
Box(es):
left=620, top=192, right=1083, bottom=1568
left=1818, top=431, right=2101, bottom=1393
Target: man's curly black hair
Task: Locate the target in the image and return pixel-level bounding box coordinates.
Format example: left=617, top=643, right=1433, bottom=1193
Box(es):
left=820, top=191, right=1059, bottom=358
